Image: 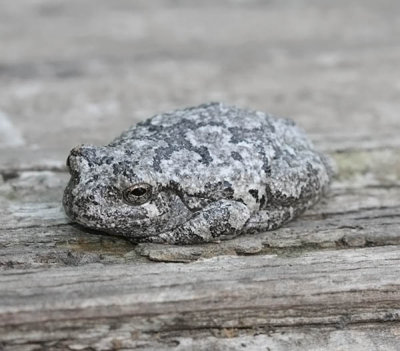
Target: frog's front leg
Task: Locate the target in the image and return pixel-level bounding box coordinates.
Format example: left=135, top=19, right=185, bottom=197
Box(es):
left=149, top=200, right=251, bottom=244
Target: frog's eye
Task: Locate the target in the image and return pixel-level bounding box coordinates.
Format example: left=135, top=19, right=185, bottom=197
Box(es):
left=123, top=183, right=152, bottom=205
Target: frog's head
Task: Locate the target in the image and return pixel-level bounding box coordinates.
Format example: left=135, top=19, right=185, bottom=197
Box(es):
left=62, top=145, right=190, bottom=240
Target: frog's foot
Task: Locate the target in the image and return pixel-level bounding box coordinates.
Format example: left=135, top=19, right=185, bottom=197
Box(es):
left=148, top=200, right=251, bottom=245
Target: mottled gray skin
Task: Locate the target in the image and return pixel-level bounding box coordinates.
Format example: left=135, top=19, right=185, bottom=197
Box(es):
left=63, top=102, right=332, bottom=244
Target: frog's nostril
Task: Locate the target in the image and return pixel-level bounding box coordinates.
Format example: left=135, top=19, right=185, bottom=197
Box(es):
left=70, top=144, right=85, bottom=157
left=70, top=144, right=97, bottom=158
left=67, top=144, right=100, bottom=170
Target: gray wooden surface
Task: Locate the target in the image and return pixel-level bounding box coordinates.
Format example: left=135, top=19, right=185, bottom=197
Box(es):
left=1, top=1, right=400, bottom=350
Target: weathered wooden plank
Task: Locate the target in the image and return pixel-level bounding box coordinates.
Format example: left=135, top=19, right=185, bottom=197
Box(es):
left=1, top=147, right=399, bottom=267
left=1, top=245, right=400, bottom=349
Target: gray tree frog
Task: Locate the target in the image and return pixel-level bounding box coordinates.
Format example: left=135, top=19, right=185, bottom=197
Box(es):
left=63, top=102, right=332, bottom=244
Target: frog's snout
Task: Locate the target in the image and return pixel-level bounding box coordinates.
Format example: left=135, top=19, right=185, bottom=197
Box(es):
left=66, top=144, right=98, bottom=174
left=69, top=144, right=98, bottom=161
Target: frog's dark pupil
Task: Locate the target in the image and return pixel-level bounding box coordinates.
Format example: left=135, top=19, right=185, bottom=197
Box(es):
left=131, top=187, right=146, bottom=197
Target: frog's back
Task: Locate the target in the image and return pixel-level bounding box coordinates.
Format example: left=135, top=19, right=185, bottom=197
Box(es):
left=109, top=102, right=330, bottom=211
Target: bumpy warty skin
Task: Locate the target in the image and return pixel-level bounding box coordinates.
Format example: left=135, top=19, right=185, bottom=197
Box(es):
left=63, top=102, right=332, bottom=244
